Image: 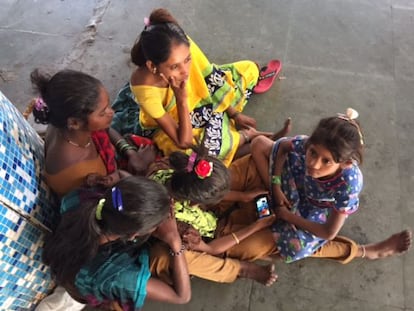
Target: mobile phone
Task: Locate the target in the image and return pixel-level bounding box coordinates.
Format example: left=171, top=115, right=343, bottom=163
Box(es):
left=255, top=195, right=272, bottom=218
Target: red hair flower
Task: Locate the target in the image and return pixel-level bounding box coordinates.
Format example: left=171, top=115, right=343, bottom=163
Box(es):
left=194, top=160, right=213, bottom=179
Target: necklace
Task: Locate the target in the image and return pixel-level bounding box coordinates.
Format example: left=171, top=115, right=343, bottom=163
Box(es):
left=66, top=137, right=92, bottom=148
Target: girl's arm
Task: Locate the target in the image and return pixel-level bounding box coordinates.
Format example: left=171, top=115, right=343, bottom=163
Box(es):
left=251, top=137, right=292, bottom=189
left=222, top=189, right=268, bottom=203
left=251, top=136, right=293, bottom=207
left=156, top=111, right=193, bottom=149
left=156, top=75, right=193, bottom=149
left=109, top=128, right=156, bottom=175
left=146, top=214, right=191, bottom=304
left=226, top=106, right=257, bottom=129
left=277, top=205, right=347, bottom=240
left=185, top=215, right=275, bottom=255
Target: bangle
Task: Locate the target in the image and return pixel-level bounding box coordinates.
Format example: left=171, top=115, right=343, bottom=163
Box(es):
left=121, top=145, right=138, bottom=153
left=230, top=111, right=240, bottom=119
left=115, top=138, right=128, bottom=149
left=169, top=243, right=186, bottom=257
left=361, top=245, right=366, bottom=258
left=239, top=130, right=250, bottom=143
left=231, top=232, right=240, bottom=244
left=271, top=175, right=282, bottom=185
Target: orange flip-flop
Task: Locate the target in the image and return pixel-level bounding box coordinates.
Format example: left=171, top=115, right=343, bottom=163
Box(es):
left=253, top=59, right=282, bottom=94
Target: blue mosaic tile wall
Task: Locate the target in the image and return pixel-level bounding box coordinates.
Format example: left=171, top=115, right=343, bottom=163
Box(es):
left=0, top=91, right=57, bottom=310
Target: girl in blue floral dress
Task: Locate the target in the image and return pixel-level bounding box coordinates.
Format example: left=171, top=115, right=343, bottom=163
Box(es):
left=251, top=109, right=365, bottom=263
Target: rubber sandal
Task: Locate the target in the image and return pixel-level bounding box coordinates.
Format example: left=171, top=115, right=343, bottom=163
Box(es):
left=253, top=59, right=282, bottom=94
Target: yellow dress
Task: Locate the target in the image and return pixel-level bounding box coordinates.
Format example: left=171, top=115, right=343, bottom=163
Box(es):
left=131, top=38, right=259, bottom=166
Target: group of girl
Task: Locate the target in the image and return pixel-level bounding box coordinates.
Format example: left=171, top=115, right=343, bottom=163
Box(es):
left=33, top=7, right=411, bottom=311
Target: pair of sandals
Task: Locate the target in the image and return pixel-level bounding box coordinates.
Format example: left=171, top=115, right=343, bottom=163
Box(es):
left=253, top=59, right=282, bottom=94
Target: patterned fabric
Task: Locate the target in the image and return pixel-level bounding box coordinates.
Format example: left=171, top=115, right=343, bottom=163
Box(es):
left=130, top=37, right=259, bottom=166
left=117, top=133, right=158, bottom=170
left=149, top=168, right=217, bottom=237
left=0, top=91, right=56, bottom=309
left=270, top=136, right=363, bottom=263
left=75, top=242, right=151, bottom=311
left=91, top=130, right=117, bottom=174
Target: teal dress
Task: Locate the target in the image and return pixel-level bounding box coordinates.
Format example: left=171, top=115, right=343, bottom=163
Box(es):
left=75, top=240, right=151, bottom=311
left=60, top=189, right=151, bottom=311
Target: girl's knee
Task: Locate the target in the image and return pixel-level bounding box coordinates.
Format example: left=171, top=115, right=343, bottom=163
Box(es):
left=251, top=136, right=272, bottom=153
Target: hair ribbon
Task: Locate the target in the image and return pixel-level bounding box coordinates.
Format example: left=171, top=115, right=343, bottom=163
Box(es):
left=337, top=107, right=364, bottom=145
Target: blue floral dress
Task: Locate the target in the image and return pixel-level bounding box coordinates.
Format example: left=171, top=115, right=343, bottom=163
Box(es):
left=270, top=136, right=363, bottom=263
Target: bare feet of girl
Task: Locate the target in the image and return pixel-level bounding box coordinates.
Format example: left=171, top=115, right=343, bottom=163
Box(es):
left=271, top=117, right=292, bottom=141
left=239, top=262, right=278, bottom=286
left=359, top=230, right=412, bottom=260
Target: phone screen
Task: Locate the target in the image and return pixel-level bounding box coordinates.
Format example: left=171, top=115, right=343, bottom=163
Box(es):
left=255, top=195, right=271, bottom=218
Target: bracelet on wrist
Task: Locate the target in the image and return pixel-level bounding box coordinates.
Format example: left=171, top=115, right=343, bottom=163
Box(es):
left=119, top=143, right=138, bottom=155
left=116, top=138, right=139, bottom=156
left=115, top=138, right=128, bottom=149
left=231, top=232, right=240, bottom=244
left=169, top=243, right=186, bottom=257
left=271, top=175, right=282, bottom=185
left=239, top=130, right=250, bottom=143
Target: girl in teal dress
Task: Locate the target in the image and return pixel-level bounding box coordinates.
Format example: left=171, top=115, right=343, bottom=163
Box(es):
left=42, top=176, right=191, bottom=310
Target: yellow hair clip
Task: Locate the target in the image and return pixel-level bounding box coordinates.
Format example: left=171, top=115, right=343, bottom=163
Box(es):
left=96, top=198, right=105, bottom=220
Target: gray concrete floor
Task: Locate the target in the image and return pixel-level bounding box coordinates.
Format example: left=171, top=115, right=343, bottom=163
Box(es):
left=1, top=0, right=413, bottom=310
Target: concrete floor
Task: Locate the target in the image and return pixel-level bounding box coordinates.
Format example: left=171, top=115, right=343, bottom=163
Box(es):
left=1, top=0, right=413, bottom=310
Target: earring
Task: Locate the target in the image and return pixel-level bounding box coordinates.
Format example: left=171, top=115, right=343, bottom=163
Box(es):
left=152, top=67, right=157, bottom=74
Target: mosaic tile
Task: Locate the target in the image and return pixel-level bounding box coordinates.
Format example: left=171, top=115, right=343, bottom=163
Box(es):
left=0, top=91, right=57, bottom=310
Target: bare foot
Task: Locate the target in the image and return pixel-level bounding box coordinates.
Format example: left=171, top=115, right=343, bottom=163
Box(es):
left=239, top=262, right=278, bottom=286
left=271, top=117, right=292, bottom=141
left=362, top=230, right=412, bottom=260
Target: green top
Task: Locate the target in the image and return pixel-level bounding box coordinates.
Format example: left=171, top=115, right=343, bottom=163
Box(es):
left=150, top=169, right=217, bottom=238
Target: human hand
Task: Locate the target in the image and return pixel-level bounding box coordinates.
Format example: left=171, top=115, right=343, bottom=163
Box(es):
left=127, top=145, right=157, bottom=175
left=273, top=186, right=291, bottom=208
left=85, top=173, right=105, bottom=187
left=160, top=73, right=188, bottom=104
left=152, top=214, right=181, bottom=247
left=275, top=204, right=292, bottom=221
left=182, top=227, right=203, bottom=250
left=254, top=214, right=276, bottom=230
left=234, top=113, right=257, bottom=129
left=85, top=171, right=130, bottom=188
left=240, top=189, right=269, bottom=203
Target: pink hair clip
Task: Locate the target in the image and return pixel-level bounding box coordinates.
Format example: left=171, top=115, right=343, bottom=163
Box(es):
left=186, top=152, right=197, bottom=172
left=34, top=97, right=47, bottom=111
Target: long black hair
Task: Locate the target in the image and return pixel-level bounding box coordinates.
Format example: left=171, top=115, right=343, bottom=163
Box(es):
left=168, top=146, right=230, bottom=205
left=131, top=8, right=189, bottom=67
left=307, top=116, right=364, bottom=164
left=30, top=69, right=103, bottom=128
left=42, top=176, right=170, bottom=285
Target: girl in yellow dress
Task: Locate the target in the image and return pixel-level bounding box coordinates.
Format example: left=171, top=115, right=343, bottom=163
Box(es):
left=129, top=8, right=274, bottom=166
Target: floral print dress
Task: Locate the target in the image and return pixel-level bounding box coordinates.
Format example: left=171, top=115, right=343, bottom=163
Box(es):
left=270, top=136, right=363, bottom=263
